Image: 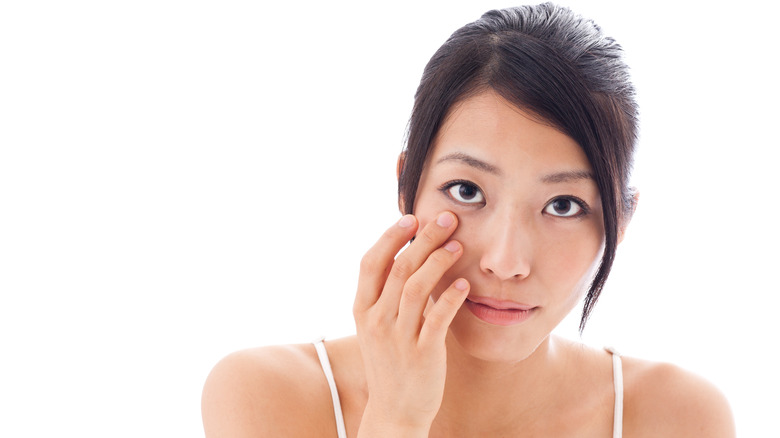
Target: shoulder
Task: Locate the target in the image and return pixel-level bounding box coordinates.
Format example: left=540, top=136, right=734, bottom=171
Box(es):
left=201, top=342, right=337, bottom=438
left=622, top=355, right=735, bottom=437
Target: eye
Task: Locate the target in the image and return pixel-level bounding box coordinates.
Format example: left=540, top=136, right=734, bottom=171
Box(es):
left=544, top=197, right=587, bottom=218
left=442, top=181, right=485, bottom=205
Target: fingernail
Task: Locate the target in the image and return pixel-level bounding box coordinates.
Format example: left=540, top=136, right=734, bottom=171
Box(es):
left=444, top=241, right=460, bottom=252
left=436, top=212, right=454, bottom=228
left=398, top=215, right=414, bottom=228
left=454, top=279, right=469, bottom=291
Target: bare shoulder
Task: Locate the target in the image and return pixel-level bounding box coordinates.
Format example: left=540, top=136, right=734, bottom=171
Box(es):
left=622, top=355, right=735, bottom=437
left=201, top=342, right=337, bottom=438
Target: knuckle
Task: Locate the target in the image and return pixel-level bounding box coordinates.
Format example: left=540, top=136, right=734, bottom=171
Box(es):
left=438, top=290, right=461, bottom=307
left=424, top=313, right=445, bottom=331
left=360, top=314, right=386, bottom=338
left=352, top=302, right=364, bottom=319
left=359, top=252, right=380, bottom=274
left=390, top=256, right=415, bottom=280
left=418, top=226, right=440, bottom=246
left=402, top=278, right=426, bottom=301
left=428, top=248, right=453, bottom=266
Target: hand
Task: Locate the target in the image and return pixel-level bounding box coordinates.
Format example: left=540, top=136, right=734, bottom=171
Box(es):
left=353, top=212, right=470, bottom=436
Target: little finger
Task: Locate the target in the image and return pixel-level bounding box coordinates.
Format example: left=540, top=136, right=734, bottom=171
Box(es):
left=417, top=279, right=470, bottom=348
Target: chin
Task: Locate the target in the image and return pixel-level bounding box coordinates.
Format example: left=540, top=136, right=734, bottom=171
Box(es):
left=445, top=308, right=551, bottom=364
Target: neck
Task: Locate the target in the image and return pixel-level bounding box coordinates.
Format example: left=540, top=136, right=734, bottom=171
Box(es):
left=432, top=334, right=569, bottom=436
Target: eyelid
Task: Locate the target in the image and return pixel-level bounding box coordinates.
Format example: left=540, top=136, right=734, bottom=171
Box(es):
left=439, top=179, right=486, bottom=205
left=544, top=195, right=591, bottom=218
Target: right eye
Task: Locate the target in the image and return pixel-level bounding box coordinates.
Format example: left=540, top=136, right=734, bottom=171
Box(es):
left=443, top=181, right=485, bottom=205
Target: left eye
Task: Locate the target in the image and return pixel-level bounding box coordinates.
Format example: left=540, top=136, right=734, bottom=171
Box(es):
left=447, top=183, right=485, bottom=204
left=544, top=198, right=583, bottom=217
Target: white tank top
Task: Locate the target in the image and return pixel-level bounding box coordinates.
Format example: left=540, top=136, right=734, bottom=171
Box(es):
left=313, top=339, right=623, bottom=438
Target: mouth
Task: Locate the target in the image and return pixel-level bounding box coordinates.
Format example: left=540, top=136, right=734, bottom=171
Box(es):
left=464, top=296, right=537, bottom=326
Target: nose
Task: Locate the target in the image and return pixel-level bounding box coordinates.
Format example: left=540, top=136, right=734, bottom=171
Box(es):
left=478, top=212, right=532, bottom=281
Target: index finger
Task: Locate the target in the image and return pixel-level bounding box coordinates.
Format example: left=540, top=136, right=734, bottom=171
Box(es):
left=353, top=215, right=418, bottom=313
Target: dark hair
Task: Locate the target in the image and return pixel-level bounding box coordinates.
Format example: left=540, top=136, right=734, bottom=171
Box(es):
left=398, top=3, right=638, bottom=331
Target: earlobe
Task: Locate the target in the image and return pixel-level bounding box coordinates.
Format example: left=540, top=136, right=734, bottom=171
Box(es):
left=617, top=226, right=628, bottom=245
left=617, top=190, right=639, bottom=245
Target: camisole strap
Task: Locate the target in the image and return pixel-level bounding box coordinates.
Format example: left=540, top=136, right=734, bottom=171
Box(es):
left=313, top=338, right=347, bottom=438
left=605, top=346, right=624, bottom=438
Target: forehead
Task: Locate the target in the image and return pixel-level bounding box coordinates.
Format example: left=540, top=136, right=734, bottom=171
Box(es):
left=430, top=90, right=591, bottom=172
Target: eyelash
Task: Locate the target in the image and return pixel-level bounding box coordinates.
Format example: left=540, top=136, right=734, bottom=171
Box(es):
left=543, top=195, right=591, bottom=219
left=439, top=180, right=591, bottom=218
left=439, top=179, right=485, bottom=206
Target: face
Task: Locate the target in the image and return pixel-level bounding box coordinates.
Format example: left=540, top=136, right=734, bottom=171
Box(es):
left=412, top=90, right=605, bottom=362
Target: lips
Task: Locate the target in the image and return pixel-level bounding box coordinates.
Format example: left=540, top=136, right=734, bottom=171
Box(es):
left=466, top=295, right=536, bottom=311
left=464, top=296, right=537, bottom=326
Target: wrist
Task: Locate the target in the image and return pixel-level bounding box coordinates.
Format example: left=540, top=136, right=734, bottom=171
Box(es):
left=357, top=402, right=433, bottom=438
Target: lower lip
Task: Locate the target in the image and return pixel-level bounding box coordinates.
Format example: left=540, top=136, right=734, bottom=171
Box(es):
left=465, top=300, right=535, bottom=326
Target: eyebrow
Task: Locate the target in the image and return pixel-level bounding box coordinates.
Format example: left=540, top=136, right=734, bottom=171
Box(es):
left=539, top=170, right=595, bottom=184
left=436, top=152, right=501, bottom=175
left=436, top=152, right=594, bottom=183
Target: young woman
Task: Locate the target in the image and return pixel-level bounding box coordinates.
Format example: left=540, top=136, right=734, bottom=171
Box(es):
left=202, top=4, right=735, bottom=437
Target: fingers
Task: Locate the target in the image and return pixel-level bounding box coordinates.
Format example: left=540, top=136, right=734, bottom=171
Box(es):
left=418, top=279, right=470, bottom=347
left=353, top=212, right=466, bottom=430
left=377, top=212, right=459, bottom=314
left=354, top=215, right=418, bottom=313
left=395, top=240, right=462, bottom=333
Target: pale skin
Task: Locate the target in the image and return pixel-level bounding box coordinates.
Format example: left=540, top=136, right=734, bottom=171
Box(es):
left=202, top=91, right=735, bottom=437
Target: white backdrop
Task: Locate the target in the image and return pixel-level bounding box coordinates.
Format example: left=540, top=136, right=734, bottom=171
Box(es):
left=1, top=0, right=778, bottom=436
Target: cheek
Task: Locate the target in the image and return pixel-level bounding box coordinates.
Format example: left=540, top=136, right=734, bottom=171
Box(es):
left=542, top=223, right=604, bottom=293
left=554, top=229, right=601, bottom=264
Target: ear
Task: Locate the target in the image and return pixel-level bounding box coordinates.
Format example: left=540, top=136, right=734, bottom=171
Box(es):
left=397, top=152, right=407, bottom=213
left=617, top=189, right=639, bottom=245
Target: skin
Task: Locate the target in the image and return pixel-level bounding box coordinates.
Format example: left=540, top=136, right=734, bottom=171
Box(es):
left=201, top=91, right=735, bottom=437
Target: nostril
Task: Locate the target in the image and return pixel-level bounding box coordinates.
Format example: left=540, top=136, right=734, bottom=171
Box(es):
left=481, top=264, right=529, bottom=281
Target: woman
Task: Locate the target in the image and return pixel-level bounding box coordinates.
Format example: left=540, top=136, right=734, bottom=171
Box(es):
left=202, top=4, right=735, bottom=437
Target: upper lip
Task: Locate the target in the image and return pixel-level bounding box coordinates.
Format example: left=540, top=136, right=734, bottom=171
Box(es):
left=466, top=295, right=536, bottom=311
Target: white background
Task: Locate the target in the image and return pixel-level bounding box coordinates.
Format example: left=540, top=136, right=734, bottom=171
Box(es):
left=1, top=0, right=778, bottom=436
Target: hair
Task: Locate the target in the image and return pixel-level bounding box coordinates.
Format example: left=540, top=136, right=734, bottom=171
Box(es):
left=397, top=3, right=638, bottom=332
